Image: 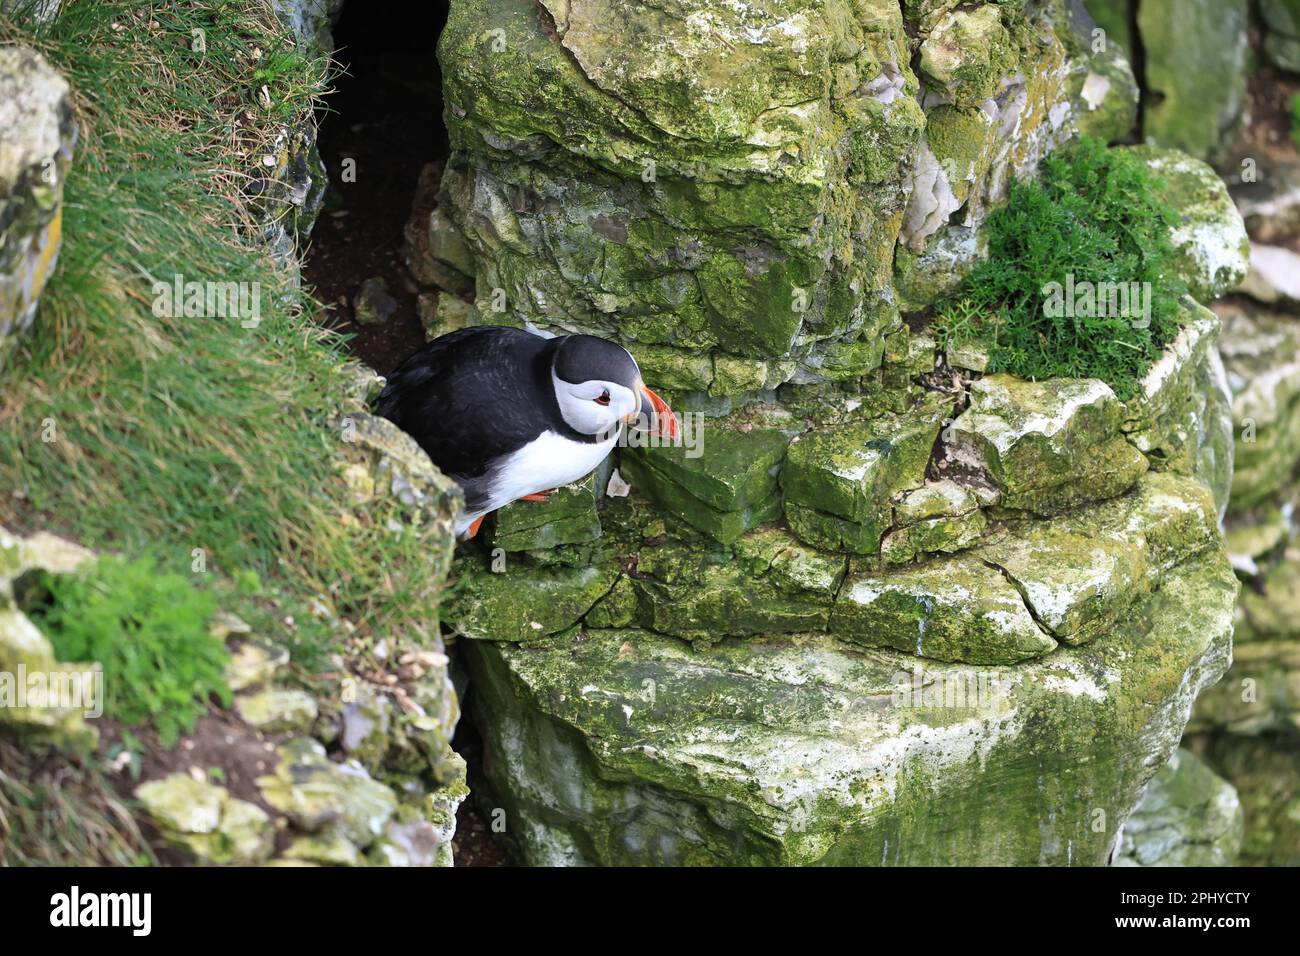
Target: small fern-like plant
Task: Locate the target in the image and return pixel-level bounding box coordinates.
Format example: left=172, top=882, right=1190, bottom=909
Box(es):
left=934, top=136, right=1186, bottom=400
left=27, top=555, right=229, bottom=747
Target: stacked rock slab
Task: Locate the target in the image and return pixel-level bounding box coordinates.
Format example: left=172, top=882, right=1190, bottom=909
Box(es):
left=435, top=1, right=1246, bottom=864
left=1188, top=198, right=1300, bottom=866
left=431, top=0, right=1137, bottom=385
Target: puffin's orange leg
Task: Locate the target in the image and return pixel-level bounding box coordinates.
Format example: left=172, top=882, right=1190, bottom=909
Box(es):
left=520, top=492, right=551, bottom=502
left=466, top=514, right=486, bottom=539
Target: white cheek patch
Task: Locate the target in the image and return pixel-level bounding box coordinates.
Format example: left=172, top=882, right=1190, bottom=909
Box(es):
left=553, top=373, right=638, bottom=435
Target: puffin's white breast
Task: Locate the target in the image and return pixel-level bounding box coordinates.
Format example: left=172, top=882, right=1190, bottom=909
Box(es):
left=486, top=429, right=617, bottom=514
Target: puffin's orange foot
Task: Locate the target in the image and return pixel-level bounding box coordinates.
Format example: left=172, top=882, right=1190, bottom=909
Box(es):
left=520, top=492, right=551, bottom=502
left=466, top=514, right=485, bottom=539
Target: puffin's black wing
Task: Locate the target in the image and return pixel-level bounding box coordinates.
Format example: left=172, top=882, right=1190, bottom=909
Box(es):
left=376, top=327, right=555, bottom=506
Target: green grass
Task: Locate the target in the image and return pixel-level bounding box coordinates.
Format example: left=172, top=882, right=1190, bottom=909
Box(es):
left=0, top=2, right=443, bottom=677
left=24, top=555, right=229, bottom=747
left=933, top=136, right=1186, bottom=400
left=0, top=732, right=155, bottom=866
left=1291, top=93, right=1300, bottom=151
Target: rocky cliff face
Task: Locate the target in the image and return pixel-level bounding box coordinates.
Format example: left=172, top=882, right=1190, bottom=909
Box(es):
left=1081, top=0, right=1300, bottom=867
left=421, top=0, right=1250, bottom=864
left=1, top=3, right=467, bottom=866
left=7, top=0, right=1294, bottom=867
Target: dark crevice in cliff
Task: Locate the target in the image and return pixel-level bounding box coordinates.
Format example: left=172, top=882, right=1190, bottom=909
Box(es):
left=979, top=558, right=1057, bottom=641
left=1126, top=0, right=1149, bottom=141
left=303, top=1, right=451, bottom=374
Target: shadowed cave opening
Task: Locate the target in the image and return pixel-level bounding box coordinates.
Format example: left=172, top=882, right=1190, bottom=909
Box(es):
left=304, top=0, right=450, bottom=375
left=304, top=0, right=507, bottom=866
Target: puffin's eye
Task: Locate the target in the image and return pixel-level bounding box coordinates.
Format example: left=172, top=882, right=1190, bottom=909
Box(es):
left=594, top=390, right=611, bottom=406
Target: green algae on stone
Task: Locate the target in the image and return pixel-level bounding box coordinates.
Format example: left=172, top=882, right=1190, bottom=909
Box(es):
left=1055, top=0, right=1139, bottom=143
left=0, top=526, right=98, bottom=752
left=437, top=0, right=922, bottom=364
left=461, top=549, right=1235, bottom=865
left=832, top=554, right=1057, bottom=665
left=619, top=424, right=788, bottom=547
left=630, top=529, right=846, bottom=642
left=1122, top=147, right=1250, bottom=302
left=222, top=638, right=289, bottom=693
left=919, top=6, right=1015, bottom=109
left=235, top=687, right=319, bottom=734
left=1114, top=748, right=1243, bottom=867
left=782, top=391, right=951, bottom=528
left=893, top=227, right=985, bottom=313
left=445, top=559, right=622, bottom=643
left=977, top=530, right=1145, bottom=646
left=337, top=681, right=393, bottom=770
left=1066, top=471, right=1221, bottom=580
left=882, top=479, right=987, bottom=563
left=784, top=499, right=889, bottom=555
left=626, top=422, right=789, bottom=516
left=881, top=509, right=987, bottom=565
left=1194, top=734, right=1300, bottom=866
left=256, top=738, right=397, bottom=849
left=491, top=472, right=602, bottom=552
left=1217, top=302, right=1300, bottom=512
left=135, top=773, right=275, bottom=866
left=1137, top=0, right=1249, bottom=164
left=0, top=46, right=76, bottom=360
left=1121, top=299, right=1234, bottom=518
left=283, top=832, right=364, bottom=867
left=945, top=374, right=1147, bottom=516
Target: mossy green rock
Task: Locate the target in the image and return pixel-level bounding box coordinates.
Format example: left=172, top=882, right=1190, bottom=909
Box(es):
left=222, top=638, right=289, bottom=693
left=879, top=511, right=987, bottom=564
left=438, top=0, right=1111, bottom=381
left=631, top=530, right=846, bottom=642
left=1124, top=147, right=1250, bottom=302
left=1121, top=300, right=1234, bottom=518
left=256, top=739, right=398, bottom=849
left=1217, top=302, right=1300, bottom=512
left=976, top=531, right=1146, bottom=646
left=618, top=414, right=790, bottom=545
left=833, top=555, right=1058, bottom=665
left=1136, top=0, right=1248, bottom=163
left=919, top=5, right=1015, bottom=109
left=491, top=472, right=602, bottom=552
left=782, top=391, right=950, bottom=543
left=1114, top=748, right=1243, bottom=867
left=235, top=687, right=319, bottom=734
left=1194, top=734, right=1300, bottom=866
left=464, top=550, right=1236, bottom=865
left=135, top=774, right=275, bottom=866
left=438, top=0, right=923, bottom=363
left=882, top=479, right=986, bottom=563
left=283, top=832, right=364, bottom=867
left=1191, top=549, right=1300, bottom=737
left=0, top=526, right=98, bottom=752
left=446, top=560, right=622, bottom=642
left=946, top=375, right=1147, bottom=515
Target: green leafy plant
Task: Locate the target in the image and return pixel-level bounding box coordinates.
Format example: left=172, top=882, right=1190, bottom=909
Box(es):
left=934, top=136, right=1186, bottom=400
left=26, top=556, right=230, bottom=747
left=1291, top=93, right=1300, bottom=150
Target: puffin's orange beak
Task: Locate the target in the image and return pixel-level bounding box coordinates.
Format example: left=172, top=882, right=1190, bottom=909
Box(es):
left=639, top=384, right=679, bottom=441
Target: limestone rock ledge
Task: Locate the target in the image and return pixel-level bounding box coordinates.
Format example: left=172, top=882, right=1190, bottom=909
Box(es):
left=462, top=550, right=1234, bottom=865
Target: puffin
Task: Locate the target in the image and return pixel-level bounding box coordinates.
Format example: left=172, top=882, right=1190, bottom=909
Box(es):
left=376, top=326, right=679, bottom=539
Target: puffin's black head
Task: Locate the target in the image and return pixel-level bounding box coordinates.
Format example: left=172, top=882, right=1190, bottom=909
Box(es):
left=549, top=334, right=678, bottom=440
